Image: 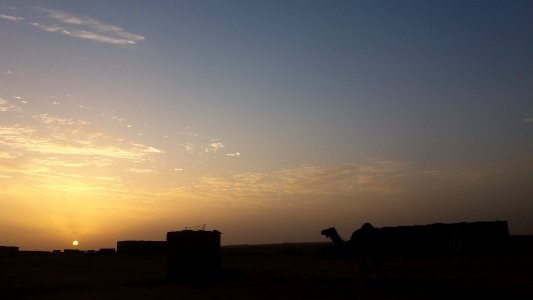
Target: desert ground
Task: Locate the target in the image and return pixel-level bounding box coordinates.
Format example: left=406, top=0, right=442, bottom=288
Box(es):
left=1, top=237, right=532, bottom=300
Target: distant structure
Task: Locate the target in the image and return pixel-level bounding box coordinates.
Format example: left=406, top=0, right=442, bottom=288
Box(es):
left=98, top=248, right=116, bottom=255
left=0, top=246, right=19, bottom=257
left=167, top=228, right=222, bottom=281
left=19, top=250, right=51, bottom=256
left=116, top=241, right=166, bottom=255
left=379, top=220, right=510, bottom=255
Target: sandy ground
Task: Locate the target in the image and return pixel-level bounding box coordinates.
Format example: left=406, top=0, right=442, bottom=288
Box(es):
left=1, top=239, right=532, bottom=300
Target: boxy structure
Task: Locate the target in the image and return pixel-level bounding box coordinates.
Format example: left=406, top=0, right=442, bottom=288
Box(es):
left=0, top=246, right=19, bottom=257
left=167, top=230, right=222, bottom=281
left=379, top=220, right=509, bottom=255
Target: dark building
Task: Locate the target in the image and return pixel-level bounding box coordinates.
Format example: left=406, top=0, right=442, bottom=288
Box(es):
left=63, top=249, right=83, bottom=255
left=167, top=230, right=222, bottom=281
left=379, top=220, right=509, bottom=255
left=98, top=248, right=116, bottom=255
left=0, top=246, right=19, bottom=257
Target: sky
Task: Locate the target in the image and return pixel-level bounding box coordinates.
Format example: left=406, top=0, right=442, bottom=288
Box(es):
left=1, top=0, right=532, bottom=250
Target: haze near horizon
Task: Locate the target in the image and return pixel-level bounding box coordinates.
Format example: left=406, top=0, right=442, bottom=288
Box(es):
left=1, top=0, right=532, bottom=250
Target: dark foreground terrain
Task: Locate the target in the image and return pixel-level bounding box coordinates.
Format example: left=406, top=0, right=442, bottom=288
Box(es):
left=1, top=237, right=532, bottom=300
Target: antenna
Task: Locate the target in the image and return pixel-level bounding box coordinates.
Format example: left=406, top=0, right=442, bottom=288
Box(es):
left=184, top=224, right=206, bottom=231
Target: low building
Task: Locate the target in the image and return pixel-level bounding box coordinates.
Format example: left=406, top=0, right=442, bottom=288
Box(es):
left=98, top=248, right=116, bottom=255
left=379, top=220, right=509, bottom=255
left=0, top=246, right=19, bottom=257
left=167, top=230, right=222, bottom=281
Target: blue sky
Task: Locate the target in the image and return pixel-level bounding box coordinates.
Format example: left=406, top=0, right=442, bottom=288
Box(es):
left=0, top=1, right=532, bottom=249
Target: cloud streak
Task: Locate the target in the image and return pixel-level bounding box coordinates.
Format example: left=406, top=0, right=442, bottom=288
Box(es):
left=30, top=22, right=61, bottom=32
left=0, top=97, right=21, bottom=112
left=29, top=8, right=145, bottom=45
left=175, top=159, right=412, bottom=206
left=0, top=125, right=162, bottom=160
left=0, top=104, right=165, bottom=191
left=0, top=14, right=23, bottom=22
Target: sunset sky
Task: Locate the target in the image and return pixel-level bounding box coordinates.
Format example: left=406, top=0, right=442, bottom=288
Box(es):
left=1, top=1, right=532, bottom=250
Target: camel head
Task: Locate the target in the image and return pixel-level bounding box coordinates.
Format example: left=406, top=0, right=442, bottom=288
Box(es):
left=321, top=227, right=337, bottom=238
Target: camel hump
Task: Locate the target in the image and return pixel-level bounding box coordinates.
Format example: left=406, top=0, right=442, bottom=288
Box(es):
left=351, top=223, right=382, bottom=253
left=361, top=222, right=375, bottom=232
left=351, top=222, right=377, bottom=239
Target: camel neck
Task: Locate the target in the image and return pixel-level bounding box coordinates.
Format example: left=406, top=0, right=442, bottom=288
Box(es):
left=328, top=231, right=347, bottom=246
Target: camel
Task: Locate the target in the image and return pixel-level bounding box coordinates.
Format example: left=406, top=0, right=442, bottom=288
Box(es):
left=321, top=223, right=384, bottom=281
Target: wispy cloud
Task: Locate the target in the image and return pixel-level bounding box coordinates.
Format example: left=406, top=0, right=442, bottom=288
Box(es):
left=525, top=108, right=533, bottom=123
left=204, top=142, right=224, bottom=153
left=0, top=97, right=21, bottom=112
left=30, top=22, right=61, bottom=32
left=61, top=28, right=143, bottom=45
left=0, top=14, right=23, bottom=22
left=0, top=125, right=162, bottom=159
left=182, top=159, right=411, bottom=205
left=0, top=106, right=166, bottom=203
left=0, top=151, right=17, bottom=159
left=125, top=168, right=156, bottom=174
left=179, top=132, right=241, bottom=159
left=4, top=6, right=145, bottom=46
left=33, top=8, right=145, bottom=45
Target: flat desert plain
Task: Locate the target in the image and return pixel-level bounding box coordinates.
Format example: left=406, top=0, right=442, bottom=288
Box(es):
left=1, top=237, right=532, bottom=300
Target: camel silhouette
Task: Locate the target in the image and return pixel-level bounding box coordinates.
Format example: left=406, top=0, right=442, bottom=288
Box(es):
left=321, top=223, right=384, bottom=281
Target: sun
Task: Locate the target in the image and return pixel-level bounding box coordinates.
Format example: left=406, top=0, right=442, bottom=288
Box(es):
left=72, top=240, right=79, bottom=246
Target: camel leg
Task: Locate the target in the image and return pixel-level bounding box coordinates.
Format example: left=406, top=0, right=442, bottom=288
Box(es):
left=357, top=256, right=369, bottom=282
left=373, top=255, right=384, bottom=280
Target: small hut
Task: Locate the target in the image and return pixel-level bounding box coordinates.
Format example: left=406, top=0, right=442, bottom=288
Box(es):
left=167, top=229, right=222, bottom=281
left=0, top=246, right=19, bottom=257
left=379, top=220, right=509, bottom=255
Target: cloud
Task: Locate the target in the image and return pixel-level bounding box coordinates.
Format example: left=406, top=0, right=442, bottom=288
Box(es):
left=30, top=22, right=61, bottom=32
left=0, top=109, right=164, bottom=163
left=0, top=151, right=17, bottom=159
left=0, top=97, right=21, bottom=112
left=0, top=125, right=157, bottom=160
left=226, top=152, right=241, bottom=157
left=32, top=8, right=145, bottom=45
left=181, top=159, right=412, bottom=205
left=39, top=115, right=90, bottom=126
left=125, top=168, right=156, bottom=174
left=525, top=118, right=533, bottom=123
left=0, top=14, right=23, bottom=22
left=204, top=142, right=224, bottom=153
left=61, top=29, right=142, bottom=45
left=279, top=160, right=410, bottom=195
left=0, top=109, right=166, bottom=202
left=140, top=145, right=164, bottom=154
left=184, top=142, right=196, bottom=154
